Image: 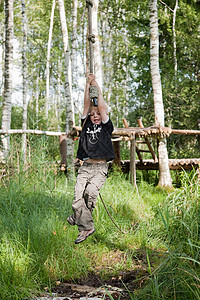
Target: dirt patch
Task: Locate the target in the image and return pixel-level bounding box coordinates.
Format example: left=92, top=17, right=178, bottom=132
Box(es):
left=51, top=269, right=149, bottom=299
left=37, top=249, right=163, bottom=299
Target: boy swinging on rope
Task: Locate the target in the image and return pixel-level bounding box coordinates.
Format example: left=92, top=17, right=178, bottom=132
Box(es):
left=67, top=73, right=115, bottom=244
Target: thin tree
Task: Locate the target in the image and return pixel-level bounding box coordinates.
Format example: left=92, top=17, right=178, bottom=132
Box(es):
left=1, top=0, right=13, bottom=162
left=57, top=58, right=61, bottom=131
left=71, top=0, right=78, bottom=86
left=35, top=76, right=39, bottom=128
left=46, top=0, right=56, bottom=119
left=21, top=0, right=28, bottom=164
left=173, top=0, right=178, bottom=78
left=92, top=0, right=102, bottom=89
left=57, top=0, right=75, bottom=176
left=149, top=0, right=172, bottom=187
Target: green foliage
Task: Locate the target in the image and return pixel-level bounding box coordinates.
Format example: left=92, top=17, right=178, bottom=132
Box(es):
left=11, top=106, right=23, bottom=129
left=1, top=142, right=200, bottom=298
left=1, top=0, right=199, bottom=159
left=135, top=170, right=200, bottom=299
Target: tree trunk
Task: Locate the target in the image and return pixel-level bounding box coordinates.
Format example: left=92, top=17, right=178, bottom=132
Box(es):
left=36, top=76, right=39, bottom=128
left=1, top=0, right=13, bottom=162
left=71, top=0, right=78, bottom=86
left=149, top=0, right=172, bottom=188
left=21, top=0, right=28, bottom=165
left=1, top=19, right=5, bottom=92
left=57, top=59, right=61, bottom=131
left=92, top=0, right=102, bottom=89
left=57, top=0, right=75, bottom=177
left=46, top=0, right=56, bottom=119
left=71, top=0, right=79, bottom=121
left=173, top=0, right=178, bottom=78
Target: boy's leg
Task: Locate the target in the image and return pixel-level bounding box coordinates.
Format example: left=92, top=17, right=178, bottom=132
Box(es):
left=72, top=164, right=94, bottom=231
left=83, top=164, right=108, bottom=220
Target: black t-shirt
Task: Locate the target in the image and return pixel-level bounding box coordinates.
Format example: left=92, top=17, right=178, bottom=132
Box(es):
left=76, top=117, right=115, bottom=162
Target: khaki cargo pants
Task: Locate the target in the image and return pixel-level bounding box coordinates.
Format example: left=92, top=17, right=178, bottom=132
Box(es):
left=72, top=162, right=108, bottom=231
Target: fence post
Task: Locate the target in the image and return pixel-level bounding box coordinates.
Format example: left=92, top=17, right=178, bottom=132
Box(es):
left=130, top=132, right=136, bottom=187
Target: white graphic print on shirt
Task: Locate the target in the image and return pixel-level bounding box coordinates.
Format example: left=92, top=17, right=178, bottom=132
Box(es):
left=86, top=124, right=102, bottom=144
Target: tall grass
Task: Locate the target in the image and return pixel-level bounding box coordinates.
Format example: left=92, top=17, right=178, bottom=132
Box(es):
left=134, top=170, right=200, bottom=299
left=0, top=139, right=200, bottom=299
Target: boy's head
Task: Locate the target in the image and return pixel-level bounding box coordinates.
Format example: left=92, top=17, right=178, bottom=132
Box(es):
left=90, top=106, right=102, bottom=125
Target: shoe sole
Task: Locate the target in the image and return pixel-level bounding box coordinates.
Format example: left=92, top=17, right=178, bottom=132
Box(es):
left=75, top=229, right=95, bottom=244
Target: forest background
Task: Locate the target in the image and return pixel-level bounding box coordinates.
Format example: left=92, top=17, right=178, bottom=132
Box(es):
left=0, top=0, right=200, bottom=162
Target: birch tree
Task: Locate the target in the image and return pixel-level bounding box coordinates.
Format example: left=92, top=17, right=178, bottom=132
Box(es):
left=57, top=0, right=75, bottom=176
left=57, top=58, right=61, bottom=131
left=1, top=0, right=13, bottom=162
left=71, top=0, right=78, bottom=87
left=35, top=76, right=39, bottom=128
left=92, top=0, right=102, bottom=89
left=173, top=0, right=178, bottom=78
left=21, top=0, right=28, bottom=164
left=46, top=0, right=56, bottom=118
left=149, top=0, right=172, bottom=187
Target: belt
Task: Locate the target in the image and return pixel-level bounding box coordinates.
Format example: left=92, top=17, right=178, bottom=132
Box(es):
left=83, top=161, right=107, bottom=166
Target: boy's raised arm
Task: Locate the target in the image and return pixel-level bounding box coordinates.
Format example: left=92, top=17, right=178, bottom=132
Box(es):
left=82, top=73, right=95, bottom=118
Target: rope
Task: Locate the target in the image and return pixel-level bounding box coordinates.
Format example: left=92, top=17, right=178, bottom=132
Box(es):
left=99, top=193, right=127, bottom=234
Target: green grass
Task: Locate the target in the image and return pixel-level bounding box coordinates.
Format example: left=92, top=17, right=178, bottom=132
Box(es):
left=0, top=145, right=200, bottom=299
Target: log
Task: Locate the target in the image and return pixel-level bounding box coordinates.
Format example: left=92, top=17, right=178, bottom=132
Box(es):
left=0, top=129, right=66, bottom=136
left=130, top=135, right=136, bottom=187
left=171, top=129, right=200, bottom=135
left=113, top=140, right=121, bottom=167
left=2, top=127, right=200, bottom=138
left=111, top=136, right=132, bottom=142
left=122, top=118, right=129, bottom=128
left=59, top=134, right=67, bottom=167
left=137, top=119, right=157, bottom=162
left=123, top=119, right=143, bottom=163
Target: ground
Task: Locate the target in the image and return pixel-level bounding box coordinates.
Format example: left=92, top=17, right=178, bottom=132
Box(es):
left=35, top=250, right=155, bottom=299
left=50, top=270, right=148, bottom=299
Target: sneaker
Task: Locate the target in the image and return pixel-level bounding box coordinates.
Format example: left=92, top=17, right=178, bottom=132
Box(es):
left=67, top=215, right=75, bottom=226
left=74, top=228, right=95, bottom=244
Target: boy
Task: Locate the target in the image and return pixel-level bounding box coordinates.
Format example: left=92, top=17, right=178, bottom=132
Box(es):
left=67, top=74, right=115, bottom=244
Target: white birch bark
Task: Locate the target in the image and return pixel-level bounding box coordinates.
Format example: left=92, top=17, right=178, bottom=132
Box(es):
left=1, top=21, right=5, bottom=96
left=21, top=0, right=28, bottom=164
left=46, top=0, right=56, bottom=118
left=173, top=0, right=178, bottom=78
left=57, top=0, right=75, bottom=175
left=1, top=0, right=13, bottom=161
left=92, top=0, right=103, bottom=90
left=57, top=59, right=61, bottom=131
left=71, top=0, right=78, bottom=86
left=36, top=76, right=39, bottom=128
left=149, top=0, right=172, bottom=187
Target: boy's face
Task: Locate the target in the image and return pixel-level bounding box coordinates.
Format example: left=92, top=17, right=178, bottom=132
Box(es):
left=90, top=107, right=102, bottom=125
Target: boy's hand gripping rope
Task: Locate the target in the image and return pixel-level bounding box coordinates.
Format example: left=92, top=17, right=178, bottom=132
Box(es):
left=89, top=86, right=98, bottom=106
